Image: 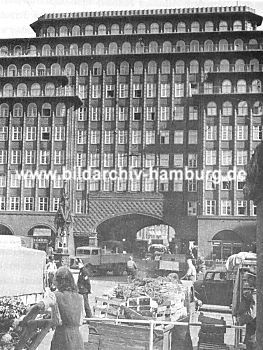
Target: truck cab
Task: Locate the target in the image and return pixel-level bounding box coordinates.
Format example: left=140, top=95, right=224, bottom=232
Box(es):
left=194, top=269, right=235, bottom=306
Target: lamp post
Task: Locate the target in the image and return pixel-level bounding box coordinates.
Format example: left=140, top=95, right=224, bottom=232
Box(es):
left=54, top=181, right=73, bottom=266
left=244, top=141, right=263, bottom=350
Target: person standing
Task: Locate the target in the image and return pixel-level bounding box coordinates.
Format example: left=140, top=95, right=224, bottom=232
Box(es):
left=126, top=256, right=137, bottom=282
left=46, top=257, right=57, bottom=289
left=23, top=267, right=85, bottom=350
left=77, top=260, right=92, bottom=318
left=182, top=258, right=197, bottom=282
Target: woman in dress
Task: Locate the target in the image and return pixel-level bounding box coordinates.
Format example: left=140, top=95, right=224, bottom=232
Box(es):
left=25, top=266, right=85, bottom=350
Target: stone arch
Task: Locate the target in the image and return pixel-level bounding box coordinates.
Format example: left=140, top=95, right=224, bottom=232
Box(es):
left=0, top=223, right=14, bottom=235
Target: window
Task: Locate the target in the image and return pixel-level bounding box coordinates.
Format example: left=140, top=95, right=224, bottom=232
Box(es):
left=104, top=131, right=114, bottom=144
left=92, top=85, right=101, bottom=98
left=55, top=126, right=65, bottom=141
left=104, top=153, right=114, bottom=167
left=0, top=127, right=8, bottom=141
left=189, top=60, right=199, bottom=73
left=222, top=80, right=232, bottom=94
left=118, top=130, right=128, bottom=144
left=221, top=200, right=232, bottom=215
left=7, top=65, right=17, bottom=77
left=39, top=150, right=50, bottom=164
left=145, top=131, right=155, bottom=145
left=130, top=155, right=141, bottom=168
left=252, top=80, right=261, bottom=93
left=11, top=150, right=21, bottom=164
left=237, top=200, right=247, bottom=215
left=0, top=104, right=9, bottom=117
left=146, top=84, right=156, bottom=98
left=238, top=101, right=248, bottom=116
left=92, top=62, right=102, bottom=76
left=206, top=150, right=217, bottom=165
left=221, top=125, right=232, bottom=141
left=173, top=179, right=183, bottom=192
left=39, top=197, right=49, bottom=212
left=91, top=107, right=101, bottom=121
left=222, top=179, right=232, bottom=190
left=235, top=59, right=245, bottom=72
left=160, top=154, right=169, bottom=168
left=52, top=198, right=60, bottom=212
left=222, top=101, right=232, bottom=116
left=163, top=41, right=172, bottom=53
left=105, top=107, right=115, bottom=121
left=78, top=107, right=87, bottom=121
left=221, top=150, right=232, bottom=166
left=118, top=153, right=127, bottom=168
left=237, top=125, right=248, bottom=140
left=144, top=179, right=155, bottom=192
left=24, top=197, right=34, bottom=211
left=77, top=130, right=87, bottom=144
left=174, top=131, right=184, bottom=144
left=120, top=61, right=129, bottom=75
left=130, top=179, right=141, bottom=192
left=175, top=60, right=185, bottom=73
left=9, top=197, right=20, bottom=211
left=119, top=84, right=129, bottom=98
left=118, top=107, right=128, bottom=121
left=106, top=85, right=115, bottom=98
left=188, top=154, right=197, bottom=168
left=188, top=179, right=197, bottom=192
left=148, top=60, right=157, bottom=73
left=3, top=84, right=13, bottom=97
left=189, top=106, right=198, bottom=120
left=13, top=103, right=23, bottom=117
left=160, top=131, right=169, bottom=144
left=206, top=173, right=216, bottom=190
left=188, top=202, right=197, bottom=216
left=219, top=21, right=228, bottom=31
left=191, top=21, right=200, bottom=32
left=174, top=83, right=184, bottom=97
left=145, top=154, right=155, bottom=168
left=173, top=154, right=183, bottom=168
left=205, top=21, right=214, bottom=32
left=75, top=200, right=83, bottom=214
left=59, top=26, right=68, bottom=36
left=207, top=102, right=217, bottom=116
left=206, top=200, right=216, bottom=215
left=41, top=127, right=51, bottom=141
left=237, top=179, right=246, bottom=191
left=17, top=84, right=27, bottom=97
left=253, top=126, right=263, bottom=141
left=0, top=197, right=5, bottom=211
left=204, top=60, right=214, bottom=73
left=54, top=150, right=65, bottom=165
left=31, top=83, right=41, bottom=97
left=159, top=179, right=169, bottom=192
left=133, top=84, right=142, bottom=98
left=173, top=106, right=184, bottom=120
left=117, top=179, right=127, bottom=192
left=133, top=107, right=142, bottom=121
left=53, top=174, right=63, bottom=188
left=90, top=130, right=100, bottom=144
left=111, top=24, right=119, bottom=34
left=160, top=83, right=170, bottom=98
left=0, top=174, right=6, bottom=187
left=252, top=101, right=263, bottom=115
left=79, top=62, right=89, bottom=76
left=134, top=61, right=143, bottom=75
left=177, top=22, right=186, bottom=32
left=233, top=21, right=242, bottom=31
left=132, top=130, right=142, bottom=144
left=164, top=22, right=173, bottom=33
left=146, top=107, right=156, bottom=121
left=188, top=130, right=198, bottom=144
left=76, top=153, right=85, bottom=167
left=56, top=103, right=66, bottom=117
left=42, top=44, right=51, bottom=56
left=42, top=103, right=51, bottom=117
left=237, top=80, right=247, bottom=93
left=89, top=153, right=100, bottom=168
left=204, top=40, right=214, bottom=52
left=0, top=151, right=7, bottom=164
left=25, top=150, right=36, bottom=164
left=237, top=150, right=247, bottom=165
left=161, top=60, right=170, bottom=74
left=10, top=173, right=20, bottom=188
left=160, top=107, right=170, bottom=121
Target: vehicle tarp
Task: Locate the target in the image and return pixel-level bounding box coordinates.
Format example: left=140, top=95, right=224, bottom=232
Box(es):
left=0, top=247, right=46, bottom=297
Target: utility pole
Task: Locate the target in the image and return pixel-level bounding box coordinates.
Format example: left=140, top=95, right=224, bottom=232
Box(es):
left=244, top=141, right=263, bottom=349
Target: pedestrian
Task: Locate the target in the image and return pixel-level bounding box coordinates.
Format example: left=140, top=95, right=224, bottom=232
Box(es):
left=237, top=272, right=256, bottom=350
left=126, top=256, right=137, bottom=282
left=24, top=267, right=85, bottom=350
left=46, top=256, right=57, bottom=289
left=77, top=260, right=92, bottom=318
left=182, top=258, right=197, bottom=282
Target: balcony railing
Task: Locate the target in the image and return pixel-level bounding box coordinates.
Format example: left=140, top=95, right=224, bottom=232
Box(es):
left=205, top=63, right=263, bottom=74
left=0, top=69, right=67, bottom=78
left=193, top=85, right=263, bottom=95
left=0, top=87, right=77, bottom=98
left=1, top=42, right=263, bottom=58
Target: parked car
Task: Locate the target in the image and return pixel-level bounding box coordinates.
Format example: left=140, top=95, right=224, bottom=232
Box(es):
left=194, top=269, right=236, bottom=306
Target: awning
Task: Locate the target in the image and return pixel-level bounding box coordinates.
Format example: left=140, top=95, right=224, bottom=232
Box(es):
left=33, top=228, right=51, bottom=237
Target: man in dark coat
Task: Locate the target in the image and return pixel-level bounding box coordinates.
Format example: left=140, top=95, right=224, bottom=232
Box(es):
left=77, top=260, right=92, bottom=318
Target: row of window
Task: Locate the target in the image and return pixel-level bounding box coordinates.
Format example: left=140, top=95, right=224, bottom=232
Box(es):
left=0, top=126, right=66, bottom=142
left=0, top=84, right=74, bottom=98
left=0, top=103, right=66, bottom=118
left=39, top=20, right=249, bottom=38
left=2, top=58, right=261, bottom=79
left=0, top=37, right=260, bottom=58
left=0, top=195, right=254, bottom=216
left=0, top=174, right=249, bottom=194
left=206, top=101, right=262, bottom=116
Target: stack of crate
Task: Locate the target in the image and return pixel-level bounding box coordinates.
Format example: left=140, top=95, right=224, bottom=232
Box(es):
left=93, top=296, right=126, bottom=318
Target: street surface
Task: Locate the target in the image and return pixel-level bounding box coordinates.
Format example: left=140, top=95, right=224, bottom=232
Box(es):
left=38, top=274, right=237, bottom=350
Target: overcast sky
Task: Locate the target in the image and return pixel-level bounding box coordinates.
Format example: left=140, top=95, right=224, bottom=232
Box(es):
left=0, top=0, right=263, bottom=38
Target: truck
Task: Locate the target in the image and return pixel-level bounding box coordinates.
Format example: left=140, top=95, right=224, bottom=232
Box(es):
left=70, top=245, right=129, bottom=276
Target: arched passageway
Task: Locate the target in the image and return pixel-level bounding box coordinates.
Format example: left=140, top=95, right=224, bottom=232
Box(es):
left=211, top=229, right=243, bottom=260
left=0, top=224, right=13, bottom=235
left=28, top=225, right=56, bottom=254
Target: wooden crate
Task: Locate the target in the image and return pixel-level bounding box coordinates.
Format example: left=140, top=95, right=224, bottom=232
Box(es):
left=87, top=321, right=174, bottom=350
